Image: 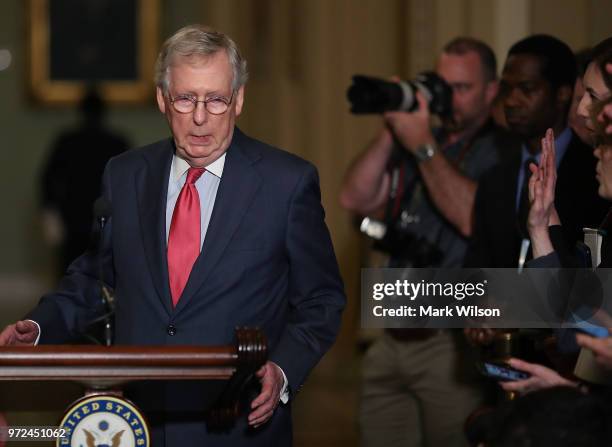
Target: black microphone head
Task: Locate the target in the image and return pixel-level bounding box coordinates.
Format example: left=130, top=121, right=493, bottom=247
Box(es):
left=93, top=197, right=112, bottom=220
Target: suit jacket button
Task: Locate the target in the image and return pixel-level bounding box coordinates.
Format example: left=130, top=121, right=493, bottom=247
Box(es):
left=167, top=324, right=176, bottom=336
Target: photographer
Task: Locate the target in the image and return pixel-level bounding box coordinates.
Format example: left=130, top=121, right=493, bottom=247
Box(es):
left=341, top=38, right=508, bottom=267
left=341, top=38, right=507, bottom=447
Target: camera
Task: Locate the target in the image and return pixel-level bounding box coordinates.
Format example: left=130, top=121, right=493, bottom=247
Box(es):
left=347, top=71, right=452, bottom=117
left=360, top=214, right=442, bottom=267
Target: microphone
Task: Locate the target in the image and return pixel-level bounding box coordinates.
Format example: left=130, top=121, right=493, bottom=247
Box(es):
left=93, top=197, right=114, bottom=346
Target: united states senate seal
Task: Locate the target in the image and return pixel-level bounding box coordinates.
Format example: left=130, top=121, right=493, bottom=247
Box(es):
left=57, top=395, right=149, bottom=447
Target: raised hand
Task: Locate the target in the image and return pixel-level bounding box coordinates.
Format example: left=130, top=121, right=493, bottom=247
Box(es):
left=527, top=128, right=558, bottom=258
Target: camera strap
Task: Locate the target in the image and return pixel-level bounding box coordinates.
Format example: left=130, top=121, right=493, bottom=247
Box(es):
left=385, top=159, right=426, bottom=243
left=386, top=120, right=492, bottom=232
left=389, top=164, right=406, bottom=218
left=385, top=140, right=423, bottom=221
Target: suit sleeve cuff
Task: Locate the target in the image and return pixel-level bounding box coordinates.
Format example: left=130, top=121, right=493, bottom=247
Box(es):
left=272, top=362, right=290, bottom=404
left=25, top=320, right=41, bottom=346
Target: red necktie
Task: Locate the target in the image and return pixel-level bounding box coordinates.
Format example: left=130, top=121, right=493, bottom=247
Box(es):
left=168, top=167, right=205, bottom=306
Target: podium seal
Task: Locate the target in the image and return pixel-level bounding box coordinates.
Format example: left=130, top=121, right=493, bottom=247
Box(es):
left=57, top=395, right=149, bottom=447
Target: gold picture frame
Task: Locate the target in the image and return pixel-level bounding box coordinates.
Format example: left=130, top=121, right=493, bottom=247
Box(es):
left=28, top=0, right=159, bottom=105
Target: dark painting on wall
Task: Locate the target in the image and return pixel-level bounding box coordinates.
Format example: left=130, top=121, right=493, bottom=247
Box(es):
left=28, top=0, right=159, bottom=105
left=49, top=0, right=138, bottom=81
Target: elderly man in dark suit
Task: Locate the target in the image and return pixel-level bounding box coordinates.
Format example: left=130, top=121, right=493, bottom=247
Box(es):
left=0, top=25, right=345, bottom=447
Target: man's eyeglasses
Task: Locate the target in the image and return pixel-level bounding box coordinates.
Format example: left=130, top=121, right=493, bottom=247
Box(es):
left=169, top=92, right=234, bottom=115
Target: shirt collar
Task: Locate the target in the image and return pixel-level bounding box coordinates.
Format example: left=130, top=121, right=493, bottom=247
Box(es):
left=520, top=127, right=572, bottom=168
left=171, top=152, right=226, bottom=182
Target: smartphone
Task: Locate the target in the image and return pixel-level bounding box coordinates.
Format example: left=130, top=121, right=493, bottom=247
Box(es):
left=479, top=362, right=530, bottom=381
left=569, top=307, right=609, bottom=338
left=573, top=322, right=609, bottom=338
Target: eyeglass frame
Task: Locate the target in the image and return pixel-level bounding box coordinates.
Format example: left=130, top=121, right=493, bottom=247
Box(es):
left=168, top=90, right=235, bottom=115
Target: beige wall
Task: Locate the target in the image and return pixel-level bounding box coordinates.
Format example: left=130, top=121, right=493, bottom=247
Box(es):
left=0, top=0, right=611, bottom=365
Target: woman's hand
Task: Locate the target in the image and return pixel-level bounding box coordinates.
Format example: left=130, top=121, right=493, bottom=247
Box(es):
left=499, top=358, right=577, bottom=394
left=527, top=128, right=558, bottom=258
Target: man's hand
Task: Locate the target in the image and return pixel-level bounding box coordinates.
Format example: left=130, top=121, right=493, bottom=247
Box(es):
left=499, top=358, right=576, bottom=394
left=0, top=321, right=39, bottom=346
left=384, top=92, right=435, bottom=153
left=248, top=361, right=284, bottom=428
left=576, top=333, right=612, bottom=370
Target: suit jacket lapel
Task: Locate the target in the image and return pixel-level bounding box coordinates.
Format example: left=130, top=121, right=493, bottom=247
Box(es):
left=501, top=152, right=522, bottom=258
left=136, top=139, right=174, bottom=316
left=508, top=153, right=521, bottom=226
left=173, top=129, right=262, bottom=315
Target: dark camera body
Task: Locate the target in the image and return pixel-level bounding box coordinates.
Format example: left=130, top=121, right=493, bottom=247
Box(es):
left=347, top=71, right=453, bottom=117
left=360, top=215, right=443, bottom=267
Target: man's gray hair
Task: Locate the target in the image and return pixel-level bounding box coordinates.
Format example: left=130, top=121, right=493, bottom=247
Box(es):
left=154, top=25, right=248, bottom=94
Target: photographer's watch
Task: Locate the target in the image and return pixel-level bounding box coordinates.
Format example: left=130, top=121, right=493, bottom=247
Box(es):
left=414, top=143, right=436, bottom=163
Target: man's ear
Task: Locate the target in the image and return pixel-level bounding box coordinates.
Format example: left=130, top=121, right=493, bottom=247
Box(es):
left=156, top=87, right=166, bottom=114
left=234, top=85, right=245, bottom=116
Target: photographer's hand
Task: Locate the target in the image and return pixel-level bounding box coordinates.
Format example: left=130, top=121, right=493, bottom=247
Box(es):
left=384, top=91, right=476, bottom=237
left=384, top=92, right=435, bottom=151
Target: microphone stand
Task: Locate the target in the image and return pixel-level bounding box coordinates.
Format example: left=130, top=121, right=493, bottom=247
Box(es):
left=97, top=213, right=114, bottom=347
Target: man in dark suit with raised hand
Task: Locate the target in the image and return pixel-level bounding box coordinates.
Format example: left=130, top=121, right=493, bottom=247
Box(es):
left=465, top=35, right=609, bottom=268
left=0, top=25, right=345, bottom=447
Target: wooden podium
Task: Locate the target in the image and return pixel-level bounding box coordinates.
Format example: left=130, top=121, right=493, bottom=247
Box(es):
left=0, top=327, right=267, bottom=444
